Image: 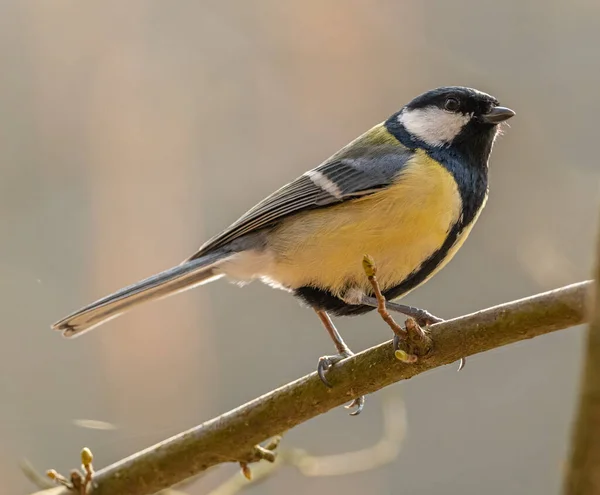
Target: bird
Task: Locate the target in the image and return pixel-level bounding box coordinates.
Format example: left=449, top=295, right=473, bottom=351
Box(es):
left=52, top=86, right=514, bottom=414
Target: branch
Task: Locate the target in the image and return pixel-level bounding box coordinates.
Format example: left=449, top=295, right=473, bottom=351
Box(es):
left=37, top=280, right=591, bottom=495
left=205, top=391, right=407, bottom=495
left=563, top=220, right=600, bottom=493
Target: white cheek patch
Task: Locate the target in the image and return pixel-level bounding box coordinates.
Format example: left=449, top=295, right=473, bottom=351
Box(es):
left=399, top=107, right=472, bottom=147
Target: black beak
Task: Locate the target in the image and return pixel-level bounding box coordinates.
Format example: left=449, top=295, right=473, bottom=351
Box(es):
left=480, top=106, right=515, bottom=124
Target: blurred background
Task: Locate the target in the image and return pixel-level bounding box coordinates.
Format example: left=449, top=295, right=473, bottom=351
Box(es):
left=2, top=1, right=600, bottom=494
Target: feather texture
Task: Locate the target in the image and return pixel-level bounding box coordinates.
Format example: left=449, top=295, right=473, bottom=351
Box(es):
left=188, top=123, right=412, bottom=259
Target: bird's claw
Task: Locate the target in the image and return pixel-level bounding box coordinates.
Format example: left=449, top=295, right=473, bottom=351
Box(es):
left=317, top=351, right=365, bottom=416
left=317, top=356, right=335, bottom=388
left=345, top=396, right=366, bottom=416
left=317, top=351, right=352, bottom=388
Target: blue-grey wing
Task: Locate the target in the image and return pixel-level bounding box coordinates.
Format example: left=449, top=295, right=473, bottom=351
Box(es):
left=188, top=125, right=413, bottom=259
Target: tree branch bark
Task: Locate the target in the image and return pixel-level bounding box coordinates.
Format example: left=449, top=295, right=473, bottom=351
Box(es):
left=563, top=222, right=600, bottom=493
left=35, top=280, right=592, bottom=495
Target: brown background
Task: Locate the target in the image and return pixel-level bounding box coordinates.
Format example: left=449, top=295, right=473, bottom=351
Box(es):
left=2, top=1, right=600, bottom=494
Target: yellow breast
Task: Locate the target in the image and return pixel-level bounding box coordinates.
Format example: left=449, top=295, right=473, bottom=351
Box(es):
left=265, top=150, right=464, bottom=297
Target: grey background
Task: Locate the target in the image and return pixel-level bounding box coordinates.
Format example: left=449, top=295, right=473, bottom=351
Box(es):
left=1, top=1, right=599, bottom=494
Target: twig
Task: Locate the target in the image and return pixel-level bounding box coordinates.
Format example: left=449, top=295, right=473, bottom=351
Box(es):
left=563, top=211, right=600, bottom=493
left=362, top=255, right=434, bottom=363
left=24, top=457, right=213, bottom=495
left=29, top=280, right=591, bottom=495
left=46, top=448, right=95, bottom=494
left=239, top=437, right=280, bottom=480
left=363, top=255, right=406, bottom=338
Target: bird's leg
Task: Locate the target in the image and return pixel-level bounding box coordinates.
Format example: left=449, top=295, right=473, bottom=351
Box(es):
left=315, top=310, right=365, bottom=416
left=359, top=296, right=443, bottom=327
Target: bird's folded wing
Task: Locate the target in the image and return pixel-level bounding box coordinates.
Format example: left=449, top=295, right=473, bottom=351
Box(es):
left=187, top=124, right=413, bottom=259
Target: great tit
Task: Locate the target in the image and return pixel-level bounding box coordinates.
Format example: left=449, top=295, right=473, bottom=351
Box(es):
left=52, top=86, right=514, bottom=413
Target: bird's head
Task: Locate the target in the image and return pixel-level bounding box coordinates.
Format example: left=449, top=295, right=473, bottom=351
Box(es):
left=395, top=86, right=515, bottom=156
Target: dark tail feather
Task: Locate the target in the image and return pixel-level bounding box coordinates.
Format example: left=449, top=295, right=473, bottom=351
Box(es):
left=52, top=250, right=230, bottom=338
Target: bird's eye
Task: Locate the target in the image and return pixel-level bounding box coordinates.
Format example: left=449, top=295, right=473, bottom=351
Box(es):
left=444, top=98, right=460, bottom=112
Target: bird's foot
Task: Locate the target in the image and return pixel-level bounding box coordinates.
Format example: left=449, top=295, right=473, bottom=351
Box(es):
left=317, top=350, right=353, bottom=388
left=392, top=317, right=433, bottom=362
left=388, top=317, right=464, bottom=370
left=317, top=350, right=366, bottom=416
left=383, top=300, right=443, bottom=327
